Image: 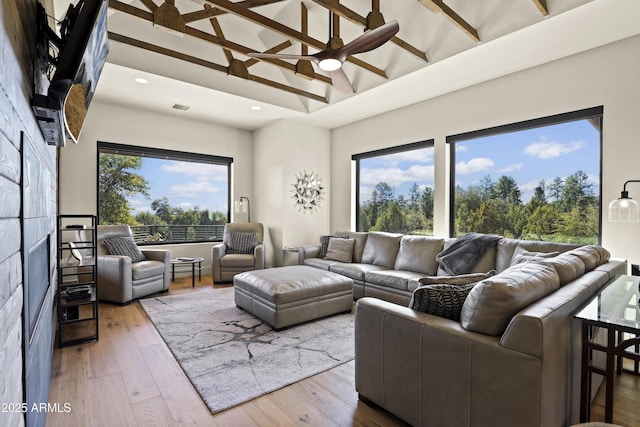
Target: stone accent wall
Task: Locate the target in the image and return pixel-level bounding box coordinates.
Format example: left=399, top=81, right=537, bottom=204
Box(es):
left=0, top=1, right=57, bottom=427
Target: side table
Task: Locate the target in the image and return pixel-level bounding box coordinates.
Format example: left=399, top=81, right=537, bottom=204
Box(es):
left=170, top=257, right=204, bottom=287
left=574, top=274, right=640, bottom=423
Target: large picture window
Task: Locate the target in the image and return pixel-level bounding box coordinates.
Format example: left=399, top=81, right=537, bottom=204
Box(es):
left=449, top=107, right=603, bottom=244
left=354, top=141, right=434, bottom=234
left=98, top=142, right=232, bottom=244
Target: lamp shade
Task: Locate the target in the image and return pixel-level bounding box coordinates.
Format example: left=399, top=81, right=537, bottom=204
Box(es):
left=608, top=192, right=639, bottom=222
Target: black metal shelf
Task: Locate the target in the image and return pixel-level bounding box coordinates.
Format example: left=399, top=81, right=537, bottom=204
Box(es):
left=56, top=215, right=99, bottom=347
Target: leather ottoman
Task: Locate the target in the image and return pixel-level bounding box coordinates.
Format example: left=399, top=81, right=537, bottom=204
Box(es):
left=233, top=265, right=354, bottom=329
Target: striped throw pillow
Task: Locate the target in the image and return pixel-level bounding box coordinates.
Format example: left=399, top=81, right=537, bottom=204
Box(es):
left=226, top=231, right=256, bottom=254
left=103, top=236, right=146, bottom=263
left=409, top=283, right=476, bottom=321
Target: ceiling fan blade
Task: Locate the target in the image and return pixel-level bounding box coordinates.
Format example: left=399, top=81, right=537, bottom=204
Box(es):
left=247, top=52, right=315, bottom=61
left=338, top=20, right=399, bottom=58
left=330, top=68, right=354, bottom=93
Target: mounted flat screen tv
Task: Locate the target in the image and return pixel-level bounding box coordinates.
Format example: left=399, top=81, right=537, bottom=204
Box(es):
left=32, top=0, right=109, bottom=146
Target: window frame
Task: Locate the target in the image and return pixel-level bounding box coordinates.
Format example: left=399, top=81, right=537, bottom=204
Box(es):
left=97, top=141, right=233, bottom=245
left=352, top=139, right=435, bottom=233
left=447, top=106, right=604, bottom=242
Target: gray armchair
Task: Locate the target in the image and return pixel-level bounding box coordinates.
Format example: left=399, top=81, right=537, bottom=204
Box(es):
left=94, top=225, right=170, bottom=304
left=211, top=222, right=266, bottom=283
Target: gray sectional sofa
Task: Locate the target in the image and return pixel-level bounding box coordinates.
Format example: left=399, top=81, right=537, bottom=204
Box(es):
left=299, top=231, right=626, bottom=427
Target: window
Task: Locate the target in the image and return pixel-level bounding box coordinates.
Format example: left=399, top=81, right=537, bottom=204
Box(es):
left=353, top=141, right=434, bottom=234
left=449, top=107, right=602, bottom=244
left=98, top=142, right=232, bottom=244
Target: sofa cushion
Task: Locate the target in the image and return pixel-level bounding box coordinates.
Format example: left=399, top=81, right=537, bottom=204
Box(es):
left=495, top=238, right=580, bottom=272
left=330, top=263, right=389, bottom=282
left=226, top=231, right=256, bottom=254
left=394, top=236, right=444, bottom=274
left=460, top=262, right=560, bottom=336
left=418, top=270, right=496, bottom=286
left=410, top=283, right=476, bottom=321
left=335, top=231, right=369, bottom=263
left=565, top=245, right=610, bottom=271
left=510, top=245, right=559, bottom=266
left=536, top=252, right=586, bottom=285
left=361, top=232, right=402, bottom=268
left=103, top=236, right=146, bottom=263
left=365, top=270, right=426, bottom=291
left=303, top=257, right=342, bottom=271
left=220, top=253, right=255, bottom=268
left=131, top=260, right=165, bottom=281
left=324, top=238, right=355, bottom=262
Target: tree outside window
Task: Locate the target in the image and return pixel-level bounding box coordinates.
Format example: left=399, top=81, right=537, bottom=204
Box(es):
left=450, top=107, right=602, bottom=244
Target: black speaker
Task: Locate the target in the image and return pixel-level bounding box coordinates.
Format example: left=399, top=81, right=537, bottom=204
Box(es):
left=632, top=264, right=640, bottom=276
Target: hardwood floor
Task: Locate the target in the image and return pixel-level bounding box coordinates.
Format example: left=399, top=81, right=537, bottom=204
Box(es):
left=46, top=274, right=639, bottom=427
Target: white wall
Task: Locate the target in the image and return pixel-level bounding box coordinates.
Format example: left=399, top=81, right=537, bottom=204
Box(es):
left=331, top=35, right=640, bottom=264
left=253, top=120, right=331, bottom=267
left=59, top=100, right=253, bottom=274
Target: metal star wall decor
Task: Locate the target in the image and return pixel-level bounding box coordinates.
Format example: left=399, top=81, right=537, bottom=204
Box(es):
left=291, top=170, right=325, bottom=214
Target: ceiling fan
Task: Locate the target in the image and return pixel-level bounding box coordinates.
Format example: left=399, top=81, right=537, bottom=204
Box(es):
left=247, top=19, right=399, bottom=93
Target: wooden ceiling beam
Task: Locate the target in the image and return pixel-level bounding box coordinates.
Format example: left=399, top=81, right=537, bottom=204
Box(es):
left=138, top=0, right=158, bottom=13
left=532, top=0, right=549, bottom=16
left=182, top=0, right=287, bottom=23
left=108, top=31, right=328, bottom=103
left=202, top=0, right=388, bottom=78
left=311, top=0, right=427, bottom=62
left=245, top=40, right=292, bottom=67
left=109, top=0, right=331, bottom=85
left=417, top=0, right=479, bottom=42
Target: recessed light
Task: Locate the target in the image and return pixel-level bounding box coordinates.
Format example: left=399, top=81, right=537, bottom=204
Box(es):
left=134, top=77, right=148, bottom=84
left=250, top=106, right=261, bottom=111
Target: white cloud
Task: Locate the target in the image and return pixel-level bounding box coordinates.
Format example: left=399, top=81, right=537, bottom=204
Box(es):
left=499, top=163, right=523, bottom=173
left=524, top=140, right=584, bottom=159
left=161, top=161, right=228, bottom=181
left=456, top=158, right=494, bottom=175
left=455, top=145, right=468, bottom=152
left=360, top=164, right=435, bottom=188
left=170, top=181, right=220, bottom=198
left=374, top=148, right=433, bottom=166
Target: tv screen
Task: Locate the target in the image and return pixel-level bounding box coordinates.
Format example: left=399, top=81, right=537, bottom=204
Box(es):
left=33, top=0, right=109, bottom=145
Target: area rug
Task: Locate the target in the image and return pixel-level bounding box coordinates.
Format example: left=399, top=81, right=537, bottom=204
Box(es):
left=139, top=288, right=355, bottom=413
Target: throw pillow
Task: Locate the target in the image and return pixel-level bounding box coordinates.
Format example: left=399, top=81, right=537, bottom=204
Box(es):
left=419, top=270, right=496, bottom=286
left=510, top=245, right=559, bottom=267
left=103, top=236, right=146, bottom=263
left=319, top=234, right=350, bottom=258
left=226, top=231, right=256, bottom=254
left=324, top=238, right=355, bottom=263
left=409, top=283, right=476, bottom=321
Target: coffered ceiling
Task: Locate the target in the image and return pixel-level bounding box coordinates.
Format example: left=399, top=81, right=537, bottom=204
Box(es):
left=52, top=0, right=640, bottom=130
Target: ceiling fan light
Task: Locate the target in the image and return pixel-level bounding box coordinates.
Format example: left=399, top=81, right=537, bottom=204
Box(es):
left=318, top=58, right=342, bottom=71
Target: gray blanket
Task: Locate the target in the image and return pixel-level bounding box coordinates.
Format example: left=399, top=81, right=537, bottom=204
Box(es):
left=436, top=233, right=501, bottom=275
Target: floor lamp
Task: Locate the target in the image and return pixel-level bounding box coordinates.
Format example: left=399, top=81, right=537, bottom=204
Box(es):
left=235, top=196, right=251, bottom=222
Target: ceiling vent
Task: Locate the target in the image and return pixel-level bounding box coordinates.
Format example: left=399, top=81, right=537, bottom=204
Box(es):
left=171, top=103, right=190, bottom=111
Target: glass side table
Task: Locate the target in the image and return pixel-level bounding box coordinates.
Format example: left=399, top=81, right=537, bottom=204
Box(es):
left=575, top=275, right=640, bottom=423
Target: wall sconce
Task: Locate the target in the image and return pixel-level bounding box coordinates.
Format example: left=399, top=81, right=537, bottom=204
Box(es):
left=234, top=196, right=251, bottom=222
left=609, top=180, right=640, bottom=222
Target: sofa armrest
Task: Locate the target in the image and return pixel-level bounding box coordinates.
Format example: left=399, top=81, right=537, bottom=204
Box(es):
left=254, top=243, right=266, bottom=269
left=211, top=243, right=226, bottom=282
left=141, top=249, right=171, bottom=290
left=298, top=245, right=321, bottom=261
left=96, top=255, right=133, bottom=303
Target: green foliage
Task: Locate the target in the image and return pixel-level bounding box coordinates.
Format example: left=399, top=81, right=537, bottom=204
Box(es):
left=99, top=154, right=150, bottom=225
left=361, top=169, right=599, bottom=243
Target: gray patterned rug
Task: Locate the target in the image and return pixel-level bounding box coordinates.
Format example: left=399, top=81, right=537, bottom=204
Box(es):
left=139, top=288, right=355, bottom=414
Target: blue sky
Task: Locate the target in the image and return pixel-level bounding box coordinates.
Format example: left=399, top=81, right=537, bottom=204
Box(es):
left=359, top=118, right=600, bottom=203
left=126, top=157, right=229, bottom=217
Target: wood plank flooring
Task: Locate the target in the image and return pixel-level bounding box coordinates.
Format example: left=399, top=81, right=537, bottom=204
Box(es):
left=46, top=274, right=639, bottom=426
